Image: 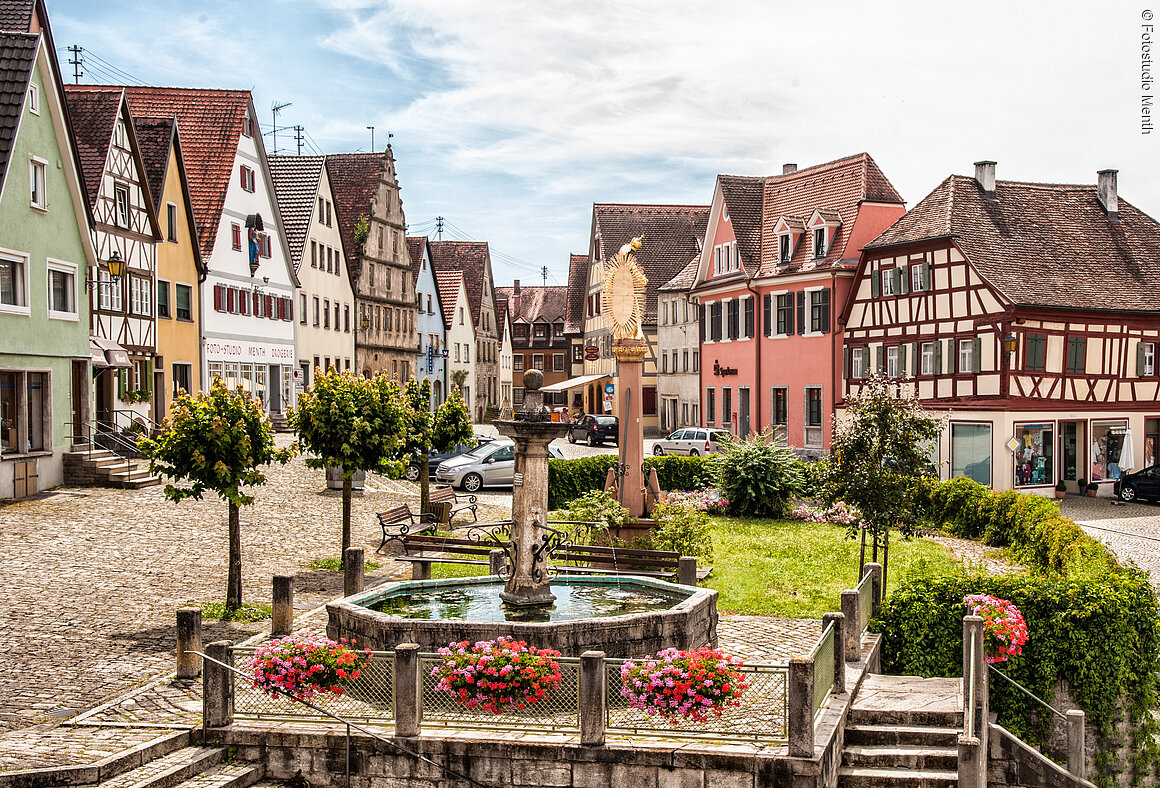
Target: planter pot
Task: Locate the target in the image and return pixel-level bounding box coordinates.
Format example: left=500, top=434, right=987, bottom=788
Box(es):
left=1085, top=489, right=1098, bottom=498
left=1054, top=490, right=1066, bottom=499
left=326, top=466, right=366, bottom=491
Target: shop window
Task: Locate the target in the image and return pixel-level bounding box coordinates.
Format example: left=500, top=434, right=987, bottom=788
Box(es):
left=706, top=388, right=715, bottom=425
left=1091, top=420, right=1128, bottom=482
left=1013, top=423, right=1053, bottom=487
left=951, top=422, right=992, bottom=486
left=0, top=370, right=49, bottom=454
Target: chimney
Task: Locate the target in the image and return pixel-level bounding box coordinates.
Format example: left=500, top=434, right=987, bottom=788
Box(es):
left=512, top=279, right=521, bottom=316
left=974, top=161, right=997, bottom=201
left=1098, top=169, right=1119, bottom=222
left=782, top=163, right=798, bottom=175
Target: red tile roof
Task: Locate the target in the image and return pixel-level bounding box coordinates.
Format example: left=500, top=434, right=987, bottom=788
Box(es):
left=434, top=268, right=463, bottom=330
left=132, top=114, right=173, bottom=207
left=325, top=152, right=385, bottom=264
left=717, top=175, right=765, bottom=276
left=593, top=204, right=710, bottom=322
left=428, top=241, right=493, bottom=327
left=496, top=285, right=568, bottom=324
left=0, top=1, right=32, bottom=32
left=868, top=173, right=1160, bottom=313
left=565, top=252, right=587, bottom=334
left=123, top=87, right=250, bottom=261
left=62, top=85, right=121, bottom=206
left=406, top=235, right=426, bottom=283
left=268, top=154, right=325, bottom=271
left=659, top=256, right=699, bottom=292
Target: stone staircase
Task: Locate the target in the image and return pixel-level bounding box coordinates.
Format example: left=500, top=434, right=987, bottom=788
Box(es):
left=63, top=448, right=161, bottom=489
left=267, top=412, right=291, bottom=433
left=838, top=674, right=962, bottom=788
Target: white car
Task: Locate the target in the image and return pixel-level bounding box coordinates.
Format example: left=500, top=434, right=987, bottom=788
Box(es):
left=434, top=439, right=516, bottom=492
left=653, top=428, right=732, bottom=456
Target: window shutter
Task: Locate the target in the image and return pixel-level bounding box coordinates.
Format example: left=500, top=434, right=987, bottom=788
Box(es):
left=266, top=294, right=274, bottom=317
left=899, top=344, right=908, bottom=376
left=286, top=297, right=293, bottom=322
left=239, top=165, right=245, bottom=188
left=912, top=342, right=920, bottom=374
left=786, top=296, right=795, bottom=335
left=972, top=337, right=982, bottom=374
left=225, top=287, right=234, bottom=313
left=796, top=291, right=805, bottom=335
left=843, top=347, right=849, bottom=379
left=899, top=264, right=909, bottom=295
left=744, top=296, right=754, bottom=338
left=277, top=297, right=285, bottom=320
left=921, top=261, right=931, bottom=291
left=820, top=288, right=831, bottom=334
left=876, top=345, right=884, bottom=373
left=214, top=284, right=223, bottom=312
left=947, top=339, right=956, bottom=374
left=892, top=267, right=902, bottom=294
left=871, top=269, right=880, bottom=298
left=862, top=347, right=870, bottom=375
left=699, top=304, right=706, bottom=342
left=1139, top=342, right=1149, bottom=376
left=144, top=359, right=153, bottom=397
left=933, top=340, right=942, bottom=375
left=763, top=294, right=772, bottom=337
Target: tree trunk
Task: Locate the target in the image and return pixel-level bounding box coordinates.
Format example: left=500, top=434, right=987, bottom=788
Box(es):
left=342, top=474, right=352, bottom=565
left=420, top=453, right=431, bottom=514
left=227, top=501, right=242, bottom=612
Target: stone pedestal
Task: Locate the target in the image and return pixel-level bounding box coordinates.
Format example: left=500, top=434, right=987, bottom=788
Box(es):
left=613, top=339, right=646, bottom=517
left=500, top=507, right=556, bottom=606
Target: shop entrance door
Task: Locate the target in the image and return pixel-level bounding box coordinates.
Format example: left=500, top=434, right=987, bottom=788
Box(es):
left=1059, top=421, right=1082, bottom=483
left=268, top=365, right=281, bottom=413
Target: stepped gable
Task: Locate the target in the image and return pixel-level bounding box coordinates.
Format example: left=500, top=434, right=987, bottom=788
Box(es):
left=868, top=173, right=1160, bottom=313
left=428, top=241, right=492, bottom=326
left=62, top=85, right=123, bottom=205
left=268, top=154, right=325, bottom=270
left=593, top=204, right=710, bottom=322
left=325, top=152, right=383, bottom=267
left=565, top=252, right=587, bottom=333
left=123, top=87, right=250, bottom=260
left=0, top=32, right=36, bottom=192
left=433, top=268, right=463, bottom=330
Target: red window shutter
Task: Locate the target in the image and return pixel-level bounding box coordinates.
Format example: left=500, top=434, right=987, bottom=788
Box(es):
left=232, top=223, right=241, bottom=251
left=239, top=165, right=245, bottom=189
left=226, top=287, right=234, bottom=313
left=265, top=294, right=274, bottom=317
left=214, top=284, right=223, bottom=312
left=240, top=288, right=248, bottom=315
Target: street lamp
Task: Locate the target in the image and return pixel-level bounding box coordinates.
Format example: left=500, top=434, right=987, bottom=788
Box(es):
left=85, top=251, right=125, bottom=291
left=1002, top=332, right=1018, bottom=358
left=361, top=315, right=370, bottom=330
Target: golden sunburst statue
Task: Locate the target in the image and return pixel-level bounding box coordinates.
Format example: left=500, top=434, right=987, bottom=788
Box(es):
left=601, top=237, right=647, bottom=341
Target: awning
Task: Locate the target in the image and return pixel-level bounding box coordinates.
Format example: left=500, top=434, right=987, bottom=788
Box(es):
left=540, top=373, right=610, bottom=393
left=89, top=337, right=132, bottom=369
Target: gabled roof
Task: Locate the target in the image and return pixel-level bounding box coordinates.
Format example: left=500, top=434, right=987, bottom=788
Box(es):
left=406, top=235, right=426, bottom=283
left=593, top=204, right=709, bottom=322
left=326, top=151, right=385, bottom=264
left=867, top=173, right=1160, bottom=313
left=62, top=85, right=122, bottom=205
left=269, top=154, right=325, bottom=271
left=133, top=115, right=206, bottom=278
left=0, top=32, right=36, bottom=194
left=0, top=1, right=32, bottom=32
left=123, top=87, right=250, bottom=260
left=717, top=175, right=764, bottom=275
left=434, top=268, right=464, bottom=330
left=496, top=296, right=510, bottom=340
left=495, top=285, right=567, bottom=324
left=565, top=252, right=587, bottom=334
left=659, top=256, right=699, bottom=293
left=428, top=240, right=493, bottom=326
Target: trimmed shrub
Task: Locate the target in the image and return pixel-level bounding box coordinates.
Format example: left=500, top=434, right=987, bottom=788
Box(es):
left=716, top=431, right=802, bottom=518
left=923, top=477, right=1113, bottom=576
left=874, top=572, right=1160, bottom=784
left=548, top=454, right=716, bottom=510
left=644, top=454, right=718, bottom=492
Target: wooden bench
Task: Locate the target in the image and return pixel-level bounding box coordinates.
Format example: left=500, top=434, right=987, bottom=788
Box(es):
left=376, top=505, right=437, bottom=554
left=429, top=485, right=479, bottom=524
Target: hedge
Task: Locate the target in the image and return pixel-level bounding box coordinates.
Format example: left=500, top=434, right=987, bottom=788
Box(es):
left=548, top=454, right=716, bottom=510
left=923, top=477, right=1114, bottom=577
left=873, top=572, right=1160, bottom=785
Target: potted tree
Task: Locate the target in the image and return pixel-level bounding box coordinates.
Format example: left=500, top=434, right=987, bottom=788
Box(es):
left=1086, top=481, right=1100, bottom=497
left=1054, top=480, right=1067, bottom=499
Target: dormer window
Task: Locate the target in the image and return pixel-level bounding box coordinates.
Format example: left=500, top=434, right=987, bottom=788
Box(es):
left=813, top=228, right=826, bottom=259
left=772, top=216, right=804, bottom=266
left=779, top=234, right=791, bottom=263
left=807, top=209, right=841, bottom=263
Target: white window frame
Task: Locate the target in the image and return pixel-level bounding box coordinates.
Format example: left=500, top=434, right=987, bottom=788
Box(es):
left=27, top=82, right=39, bottom=115
left=880, top=268, right=895, bottom=296
left=802, top=286, right=824, bottom=337
left=813, top=227, right=826, bottom=259
left=114, top=184, right=130, bottom=228
left=958, top=338, right=974, bottom=372
left=921, top=342, right=935, bottom=375
left=911, top=263, right=926, bottom=292
left=851, top=347, right=865, bottom=379
left=98, top=268, right=123, bottom=312
left=1145, top=343, right=1156, bottom=376
left=45, top=259, right=78, bottom=321
left=29, top=156, right=47, bottom=211
left=886, top=345, right=899, bottom=378
left=0, top=248, right=30, bottom=315
left=166, top=202, right=178, bottom=242
left=130, top=275, right=152, bottom=317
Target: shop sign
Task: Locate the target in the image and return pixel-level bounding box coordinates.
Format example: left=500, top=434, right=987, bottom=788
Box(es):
left=585, top=345, right=600, bottom=361
left=713, top=361, right=738, bottom=377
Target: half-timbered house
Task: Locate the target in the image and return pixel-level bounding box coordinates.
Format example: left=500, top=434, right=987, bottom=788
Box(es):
left=841, top=162, right=1160, bottom=494
left=64, top=85, right=162, bottom=426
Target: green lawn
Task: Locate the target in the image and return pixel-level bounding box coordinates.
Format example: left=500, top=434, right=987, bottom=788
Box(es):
left=705, top=518, right=961, bottom=618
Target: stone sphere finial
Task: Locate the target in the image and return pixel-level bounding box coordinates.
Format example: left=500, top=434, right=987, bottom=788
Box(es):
left=522, top=369, right=544, bottom=391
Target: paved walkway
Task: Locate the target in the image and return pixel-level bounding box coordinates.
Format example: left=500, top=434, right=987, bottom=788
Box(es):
left=1062, top=495, right=1160, bottom=584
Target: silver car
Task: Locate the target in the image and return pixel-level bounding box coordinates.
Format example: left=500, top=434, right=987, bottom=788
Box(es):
left=653, top=428, right=732, bottom=456
left=435, top=439, right=516, bottom=492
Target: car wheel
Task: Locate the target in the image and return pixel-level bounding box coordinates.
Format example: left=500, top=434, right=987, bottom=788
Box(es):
left=568, top=431, right=576, bottom=444
left=462, top=473, right=483, bottom=493
left=405, top=465, right=420, bottom=482
left=587, top=434, right=597, bottom=447
left=689, top=449, right=699, bottom=457
left=653, top=445, right=665, bottom=456
left=1120, top=485, right=1138, bottom=502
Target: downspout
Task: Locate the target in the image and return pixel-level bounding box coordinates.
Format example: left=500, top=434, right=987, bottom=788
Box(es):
left=746, top=274, right=762, bottom=436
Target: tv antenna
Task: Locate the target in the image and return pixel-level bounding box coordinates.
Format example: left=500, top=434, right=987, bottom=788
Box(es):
left=271, top=100, right=292, bottom=154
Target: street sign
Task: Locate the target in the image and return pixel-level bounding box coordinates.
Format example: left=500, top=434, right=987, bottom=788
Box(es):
left=585, top=345, right=599, bottom=361
left=427, top=346, right=434, bottom=373
left=1005, top=437, right=1022, bottom=453
left=604, top=382, right=615, bottom=395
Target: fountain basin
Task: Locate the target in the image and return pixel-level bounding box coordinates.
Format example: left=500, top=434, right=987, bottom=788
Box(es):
left=326, top=575, right=718, bottom=658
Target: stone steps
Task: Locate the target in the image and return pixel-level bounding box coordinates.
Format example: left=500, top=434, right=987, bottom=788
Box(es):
left=845, top=723, right=960, bottom=748
left=62, top=449, right=161, bottom=490
left=842, top=745, right=959, bottom=771
left=96, top=746, right=226, bottom=788
left=837, top=766, right=958, bottom=788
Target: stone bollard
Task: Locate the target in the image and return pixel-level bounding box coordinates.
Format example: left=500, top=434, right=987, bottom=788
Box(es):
left=344, top=548, right=364, bottom=597
left=839, top=589, right=860, bottom=662
left=579, top=651, right=606, bottom=746
left=394, top=643, right=422, bottom=737
left=822, top=612, right=846, bottom=695
left=488, top=548, right=507, bottom=577
left=412, top=561, right=431, bottom=581
left=1067, top=709, right=1086, bottom=779
left=677, top=557, right=698, bottom=587
left=271, top=575, right=294, bottom=637
left=866, top=563, right=882, bottom=617
left=787, top=657, right=814, bottom=758
left=176, top=608, right=202, bottom=679
left=957, top=734, right=984, bottom=788
left=203, top=640, right=234, bottom=728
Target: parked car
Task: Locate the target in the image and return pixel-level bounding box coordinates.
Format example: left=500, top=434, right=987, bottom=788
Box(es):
left=435, top=438, right=516, bottom=492
left=653, top=428, right=732, bottom=456
left=567, top=414, right=620, bottom=446
left=405, top=434, right=494, bottom=482
left=1114, top=464, right=1160, bottom=502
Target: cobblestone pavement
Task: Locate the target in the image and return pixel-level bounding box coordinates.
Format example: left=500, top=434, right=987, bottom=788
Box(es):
left=1062, top=495, right=1160, bottom=584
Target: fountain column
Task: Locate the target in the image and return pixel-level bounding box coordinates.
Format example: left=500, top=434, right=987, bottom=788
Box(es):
left=612, top=338, right=647, bottom=516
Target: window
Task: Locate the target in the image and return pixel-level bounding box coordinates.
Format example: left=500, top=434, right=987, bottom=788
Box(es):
left=806, top=387, right=823, bottom=426
left=886, top=346, right=899, bottom=378
left=299, top=293, right=307, bottom=325
left=572, top=344, right=583, bottom=363
left=172, top=363, right=192, bottom=398
left=113, top=119, right=128, bottom=149
left=951, top=422, right=992, bottom=485
left=130, top=276, right=151, bottom=316
left=683, top=350, right=689, bottom=372
left=744, top=296, right=754, bottom=338
left=310, top=241, right=318, bottom=267
left=176, top=284, right=192, bottom=321
left=709, top=302, right=722, bottom=341
left=0, top=370, right=49, bottom=455
left=722, top=388, right=732, bottom=428
left=910, top=263, right=927, bottom=292
left=157, top=279, right=171, bottom=319
left=239, top=165, right=255, bottom=192
left=459, top=307, right=464, bottom=325
left=534, top=324, right=546, bottom=338
left=813, top=228, right=826, bottom=259
left=46, top=262, right=76, bottom=319
left=662, top=353, right=668, bottom=373
left=318, top=197, right=325, bottom=223
left=242, top=113, right=252, bottom=137
left=1013, top=423, right=1054, bottom=487
left=232, top=223, right=242, bottom=251
left=533, top=354, right=544, bottom=370
left=779, top=234, right=791, bottom=263
left=553, top=354, right=564, bottom=372
left=880, top=268, right=895, bottom=296
left=808, top=289, right=830, bottom=333
left=775, top=293, right=793, bottom=335
left=29, top=157, right=46, bottom=210
left=333, top=302, right=340, bottom=331
left=98, top=268, right=123, bottom=311
left=1141, top=341, right=1156, bottom=376
left=454, top=344, right=461, bottom=362
left=706, top=388, right=715, bottom=425
left=851, top=347, right=865, bottom=379
left=727, top=299, right=739, bottom=339
left=1091, top=420, right=1129, bottom=482
left=313, top=297, right=320, bottom=327
left=323, top=299, right=330, bottom=329
left=27, top=82, right=38, bottom=114
left=166, top=203, right=178, bottom=242
left=958, top=339, right=974, bottom=373
left=773, top=388, right=788, bottom=425
left=920, top=342, right=935, bottom=375
left=693, top=350, right=699, bottom=372
left=1066, top=336, right=1087, bottom=373
left=427, top=294, right=433, bottom=313
left=0, top=254, right=27, bottom=310
left=1024, top=333, right=1046, bottom=371
left=114, top=184, right=130, bottom=228
left=344, top=304, right=350, bottom=332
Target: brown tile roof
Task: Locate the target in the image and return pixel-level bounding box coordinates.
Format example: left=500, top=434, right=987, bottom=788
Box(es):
left=434, top=268, right=463, bottom=330
left=659, top=256, right=699, bottom=292
left=428, top=241, right=493, bottom=327
left=123, top=87, right=250, bottom=261
left=269, top=154, right=324, bottom=271
left=132, top=115, right=173, bottom=207
left=0, top=1, right=32, bottom=32
left=496, top=296, right=509, bottom=338
left=868, top=173, right=1160, bottom=313
left=593, top=204, right=710, bottom=322
left=495, top=285, right=567, bottom=324
left=755, top=152, right=904, bottom=276
left=717, top=175, right=765, bottom=275
left=406, top=235, right=426, bottom=282
left=325, top=152, right=384, bottom=264
left=565, top=252, right=587, bottom=334
left=63, top=85, right=122, bottom=206
left=0, top=32, right=35, bottom=193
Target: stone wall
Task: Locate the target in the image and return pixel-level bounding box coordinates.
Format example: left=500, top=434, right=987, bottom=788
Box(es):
left=988, top=724, right=1094, bottom=788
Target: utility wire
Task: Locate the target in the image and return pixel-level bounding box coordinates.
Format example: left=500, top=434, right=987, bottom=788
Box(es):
left=84, top=49, right=150, bottom=86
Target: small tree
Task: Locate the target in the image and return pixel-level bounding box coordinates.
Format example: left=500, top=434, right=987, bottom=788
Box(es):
left=139, top=379, right=292, bottom=612
left=289, top=369, right=408, bottom=559
left=397, top=379, right=473, bottom=513
left=716, top=430, right=802, bottom=518
left=824, top=373, right=944, bottom=587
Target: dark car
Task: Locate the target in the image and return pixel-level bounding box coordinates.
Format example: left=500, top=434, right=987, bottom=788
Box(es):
left=1114, top=464, right=1160, bottom=502
left=567, top=414, right=620, bottom=446
left=405, top=434, right=494, bottom=481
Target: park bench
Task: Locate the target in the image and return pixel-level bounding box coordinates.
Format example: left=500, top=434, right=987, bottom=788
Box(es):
left=429, top=485, right=479, bottom=524
left=376, top=505, right=438, bottom=553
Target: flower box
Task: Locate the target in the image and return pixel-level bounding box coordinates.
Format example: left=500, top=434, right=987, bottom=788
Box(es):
left=620, top=647, right=748, bottom=724
left=964, top=594, right=1028, bottom=664
left=249, top=632, right=370, bottom=701
left=431, top=637, right=562, bottom=714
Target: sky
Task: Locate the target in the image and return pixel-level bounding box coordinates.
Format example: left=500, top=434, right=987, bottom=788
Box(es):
left=50, top=0, right=1160, bottom=287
